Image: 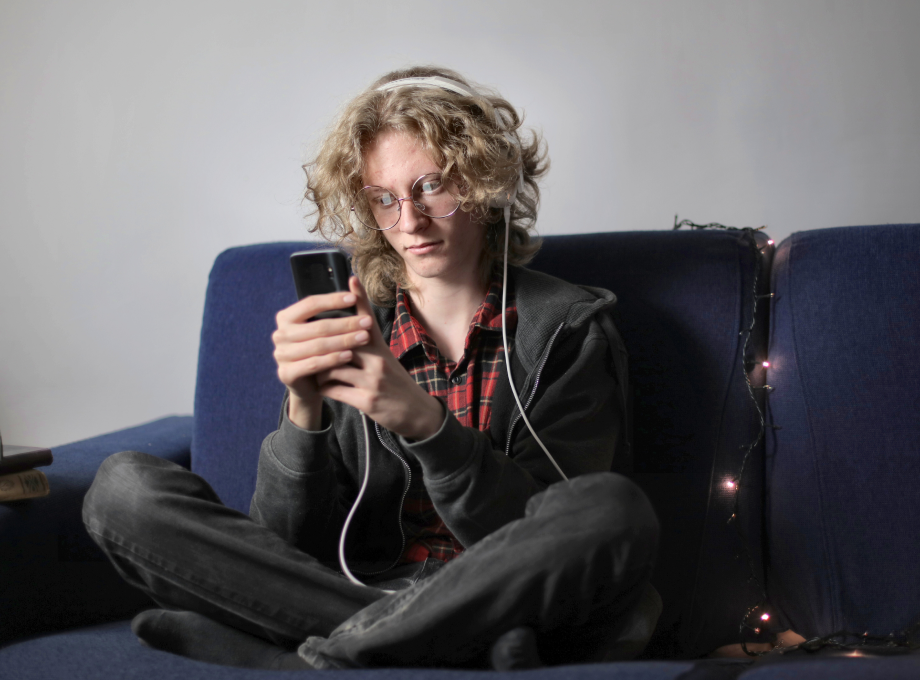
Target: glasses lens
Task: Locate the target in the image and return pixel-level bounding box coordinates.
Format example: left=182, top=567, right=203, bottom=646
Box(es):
left=353, top=186, right=399, bottom=230
left=412, top=174, right=460, bottom=218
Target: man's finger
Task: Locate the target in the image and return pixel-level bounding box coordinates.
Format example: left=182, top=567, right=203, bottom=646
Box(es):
left=349, top=276, right=383, bottom=342
left=279, top=290, right=358, bottom=325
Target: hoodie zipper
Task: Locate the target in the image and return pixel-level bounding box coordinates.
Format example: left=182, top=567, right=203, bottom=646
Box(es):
left=505, top=322, right=566, bottom=457
left=349, top=421, right=411, bottom=577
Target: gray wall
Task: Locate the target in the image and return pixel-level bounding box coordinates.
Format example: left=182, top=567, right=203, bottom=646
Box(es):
left=2, top=0, right=918, bottom=447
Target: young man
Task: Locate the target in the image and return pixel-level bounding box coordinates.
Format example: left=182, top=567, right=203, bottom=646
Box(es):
left=83, top=66, right=660, bottom=670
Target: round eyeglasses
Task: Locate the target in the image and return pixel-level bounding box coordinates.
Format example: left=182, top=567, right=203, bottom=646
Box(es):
left=351, top=173, right=462, bottom=231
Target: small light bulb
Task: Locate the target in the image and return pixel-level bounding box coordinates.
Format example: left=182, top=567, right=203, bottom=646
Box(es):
left=767, top=239, right=774, bottom=246
left=754, top=627, right=761, bottom=634
left=761, top=613, right=771, bottom=621
left=762, top=361, right=770, bottom=369
left=725, top=479, right=736, bottom=490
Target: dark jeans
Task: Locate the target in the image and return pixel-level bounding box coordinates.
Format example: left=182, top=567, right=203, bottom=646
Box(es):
left=83, top=451, right=659, bottom=668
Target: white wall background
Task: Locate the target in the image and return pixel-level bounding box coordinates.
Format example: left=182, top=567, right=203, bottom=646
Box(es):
left=2, top=0, right=918, bottom=447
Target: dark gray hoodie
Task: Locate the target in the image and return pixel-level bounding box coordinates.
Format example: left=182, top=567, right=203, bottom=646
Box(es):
left=250, top=266, right=629, bottom=576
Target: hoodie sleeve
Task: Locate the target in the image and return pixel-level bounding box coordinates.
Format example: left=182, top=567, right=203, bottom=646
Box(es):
left=248, top=394, right=354, bottom=561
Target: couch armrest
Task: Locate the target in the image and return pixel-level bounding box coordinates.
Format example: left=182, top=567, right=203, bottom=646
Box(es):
left=0, top=416, right=193, bottom=645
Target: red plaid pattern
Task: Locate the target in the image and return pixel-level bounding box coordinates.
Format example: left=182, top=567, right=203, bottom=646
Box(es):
left=389, top=273, right=517, bottom=564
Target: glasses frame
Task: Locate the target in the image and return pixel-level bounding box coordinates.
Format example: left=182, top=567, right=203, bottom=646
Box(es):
left=350, top=172, right=462, bottom=231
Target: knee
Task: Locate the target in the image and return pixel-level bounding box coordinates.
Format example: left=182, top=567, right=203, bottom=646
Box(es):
left=84, top=451, right=137, bottom=520
left=585, top=474, right=659, bottom=575
left=83, top=450, right=177, bottom=535
left=534, top=473, right=660, bottom=563
left=585, top=473, right=659, bottom=539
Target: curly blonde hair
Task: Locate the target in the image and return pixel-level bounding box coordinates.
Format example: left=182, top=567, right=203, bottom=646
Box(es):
left=303, top=66, right=549, bottom=306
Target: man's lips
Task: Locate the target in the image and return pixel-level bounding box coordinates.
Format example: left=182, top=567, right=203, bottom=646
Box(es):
left=406, top=241, right=441, bottom=252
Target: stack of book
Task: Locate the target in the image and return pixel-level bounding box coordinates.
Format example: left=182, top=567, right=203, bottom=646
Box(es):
left=0, top=443, right=53, bottom=502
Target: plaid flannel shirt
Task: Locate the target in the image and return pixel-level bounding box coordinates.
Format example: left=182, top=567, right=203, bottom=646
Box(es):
left=389, top=273, right=517, bottom=564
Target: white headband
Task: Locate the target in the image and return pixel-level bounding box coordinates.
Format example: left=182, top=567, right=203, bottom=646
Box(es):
left=375, top=76, right=477, bottom=99
left=376, top=76, right=514, bottom=144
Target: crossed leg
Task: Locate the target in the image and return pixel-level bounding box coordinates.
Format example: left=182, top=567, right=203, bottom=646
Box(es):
left=83, top=451, right=659, bottom=669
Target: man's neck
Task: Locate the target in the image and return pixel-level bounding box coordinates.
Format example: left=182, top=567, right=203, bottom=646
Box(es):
left=407, top=272, right=487, bottom=363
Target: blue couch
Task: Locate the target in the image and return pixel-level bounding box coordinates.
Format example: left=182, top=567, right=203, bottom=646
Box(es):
left=2, top=224, right=918, bottom=679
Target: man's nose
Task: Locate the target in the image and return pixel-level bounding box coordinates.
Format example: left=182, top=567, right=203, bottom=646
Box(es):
left=397, top=198, right=428, bottom=233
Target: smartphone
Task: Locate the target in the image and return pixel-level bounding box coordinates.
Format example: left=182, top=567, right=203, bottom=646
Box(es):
left=289, top=248, right=356, bottom=318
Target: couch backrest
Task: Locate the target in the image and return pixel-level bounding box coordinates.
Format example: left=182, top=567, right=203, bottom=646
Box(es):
left=531, top=230, right=771, bottom=656
left=192, top=230, right=771, bottom=657
left=192, top=241, right=315, bottom=509
left=766, top=224, right=920, bottom=641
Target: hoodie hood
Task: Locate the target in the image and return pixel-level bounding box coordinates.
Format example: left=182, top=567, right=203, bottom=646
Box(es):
left=511, top=266, right=618, bottom=373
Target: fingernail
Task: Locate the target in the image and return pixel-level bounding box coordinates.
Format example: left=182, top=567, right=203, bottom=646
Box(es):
left=359, top=316, right=372, bottom=328
left=355, top=331, right=369, bottom=342
left=340, top=350, right=352, bottom=361
left=343, top=294, right=356, bottom=304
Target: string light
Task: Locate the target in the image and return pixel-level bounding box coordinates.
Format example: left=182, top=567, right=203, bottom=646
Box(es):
left=725, top=479, right=737, bottom=491
left=762, top=361, right=770, bottom=369
left=761, top=613, right=771, bottom=622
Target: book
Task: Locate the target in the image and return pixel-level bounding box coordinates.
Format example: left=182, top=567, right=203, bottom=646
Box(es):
left=0, top=468, right=50, bottom=502
left=0, top=445, right=53, bottom=475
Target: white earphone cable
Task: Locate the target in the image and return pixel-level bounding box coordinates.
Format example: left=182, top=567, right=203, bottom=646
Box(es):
left=501, top=204, right=569, bottom=482
left=339, top=412, right=371, bottom=587
left=339, top=411, right=397, bottom=593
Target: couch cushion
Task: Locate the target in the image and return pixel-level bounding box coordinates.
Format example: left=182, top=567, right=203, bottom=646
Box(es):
left=765, top=224, right=920, bottom=640
left=738, top=653, right=920, bottom=680
left=0, top=620, right=706, bottom=680
left=0, top=416, right=193, bottom=643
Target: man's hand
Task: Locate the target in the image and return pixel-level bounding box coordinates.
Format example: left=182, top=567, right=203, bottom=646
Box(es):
left=272, top=285, right=374, bottom=430
left=315, top=277, right=445, bottom=441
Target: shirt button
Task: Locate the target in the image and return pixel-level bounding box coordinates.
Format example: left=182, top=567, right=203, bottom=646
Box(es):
left=451, top=375, right=463, bottom=385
